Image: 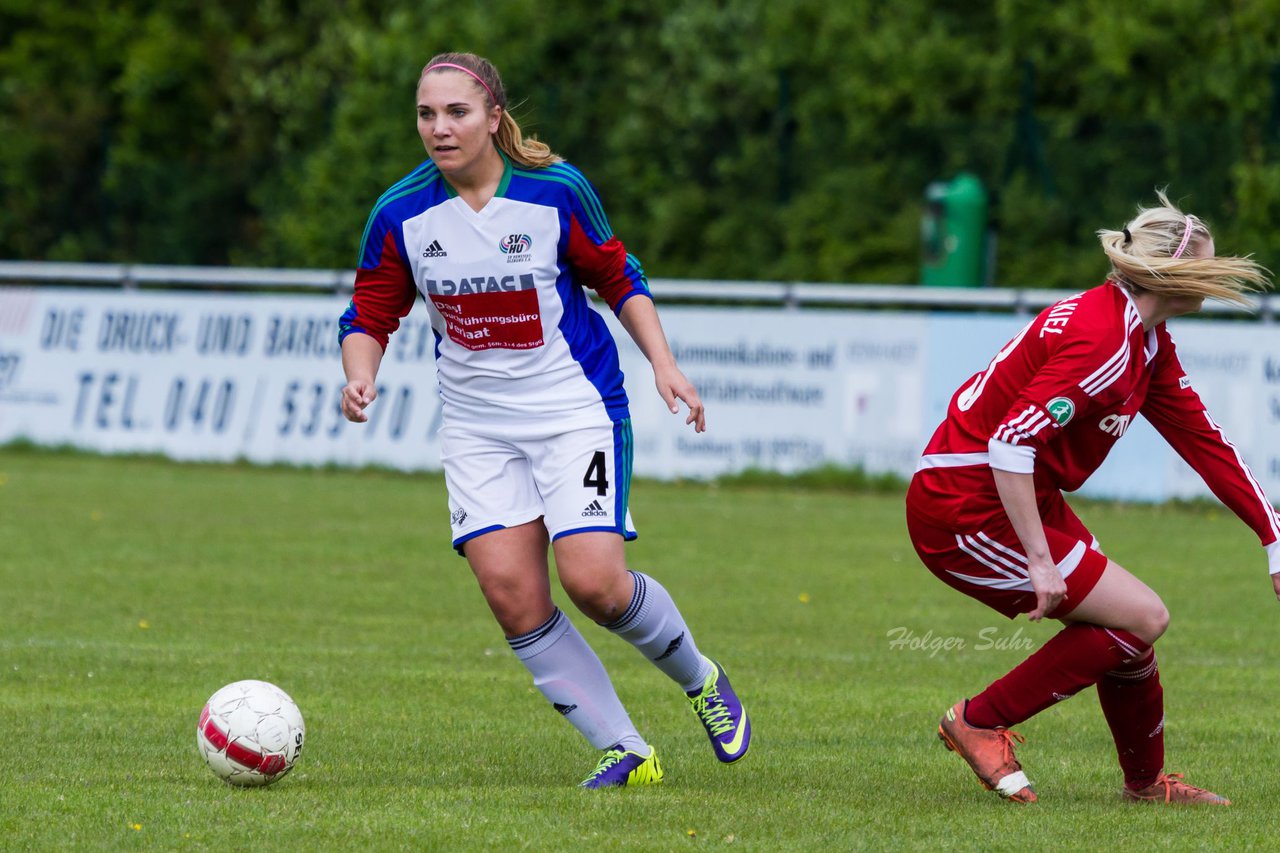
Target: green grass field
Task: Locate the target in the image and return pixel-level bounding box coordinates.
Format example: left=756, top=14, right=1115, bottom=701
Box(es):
left=2, top=446, right=1277, bottom=850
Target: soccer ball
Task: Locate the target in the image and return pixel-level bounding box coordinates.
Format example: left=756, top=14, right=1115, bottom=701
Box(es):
left=196, top=680, right=305, bottom=786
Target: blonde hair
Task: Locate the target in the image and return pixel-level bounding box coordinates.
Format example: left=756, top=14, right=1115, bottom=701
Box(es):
left=1097, top=189, right=1271, bottom=307
left=419, top=52, right=562, bottom=169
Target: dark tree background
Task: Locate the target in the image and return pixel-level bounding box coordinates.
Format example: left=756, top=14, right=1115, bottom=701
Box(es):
left=3, top=0, right=1278, bottom=287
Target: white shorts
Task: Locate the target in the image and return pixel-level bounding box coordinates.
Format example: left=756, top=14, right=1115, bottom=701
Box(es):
left=441, top=417, right=638, bottom=553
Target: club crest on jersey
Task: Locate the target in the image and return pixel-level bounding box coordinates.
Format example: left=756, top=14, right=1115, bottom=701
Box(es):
left=500, top=233, right=533, bottom=263
left=1046, top=397, right=1076, bottom=426
left=500, top=234, right=531, bottom=253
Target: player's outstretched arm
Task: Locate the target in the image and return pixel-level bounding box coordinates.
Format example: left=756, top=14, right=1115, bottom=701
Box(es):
left=617, top=297, right=705, bottom=433
left=341, top=333, right=384, bottom=423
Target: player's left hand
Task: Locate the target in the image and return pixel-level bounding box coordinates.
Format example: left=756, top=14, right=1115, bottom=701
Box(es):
left=1271, top=572, right=1280, bottom=601
left=654, top=364, right=705, bottom=433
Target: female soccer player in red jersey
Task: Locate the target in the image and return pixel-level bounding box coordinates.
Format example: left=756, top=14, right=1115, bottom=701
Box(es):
left=907, top=191, right=1278, bottom=805
left=338, top=53, right=749, bottom=788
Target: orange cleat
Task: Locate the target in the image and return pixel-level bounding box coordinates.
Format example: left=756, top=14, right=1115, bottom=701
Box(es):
left=1123, top=773, right=1230, bottom=805
left=937, top=700, right=1037, bottom=803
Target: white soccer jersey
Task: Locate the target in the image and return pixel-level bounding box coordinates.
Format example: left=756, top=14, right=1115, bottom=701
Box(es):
left=340, top=156, right=650, bottom=429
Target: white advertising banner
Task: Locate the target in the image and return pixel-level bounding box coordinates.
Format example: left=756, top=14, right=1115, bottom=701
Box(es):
left=1, top=287, right=1276, bottom=504
left=619, top=306, right=928, bottom=478
left=0, top=288, right=445, bottom=470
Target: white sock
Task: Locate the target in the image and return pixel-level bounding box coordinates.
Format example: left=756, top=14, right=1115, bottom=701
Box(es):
left=508, top=608, right=647, bottom=753
left=604, top=571, right=713, bottom=693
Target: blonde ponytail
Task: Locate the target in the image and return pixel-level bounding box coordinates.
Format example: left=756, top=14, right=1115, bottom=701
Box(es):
left=495, top=108, right=561, bottom=168
left=1098, top=190, right=1270, bottom=307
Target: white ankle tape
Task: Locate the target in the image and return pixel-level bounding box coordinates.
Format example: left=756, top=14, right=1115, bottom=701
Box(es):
left=996, top=771, right=1031, bottom=797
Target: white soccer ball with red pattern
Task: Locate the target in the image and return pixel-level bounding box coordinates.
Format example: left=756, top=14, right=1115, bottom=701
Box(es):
left=196, top=680, right=305, bottom=786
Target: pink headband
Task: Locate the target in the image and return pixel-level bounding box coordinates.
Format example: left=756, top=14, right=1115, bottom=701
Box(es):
left=422, top=62, right=499, bottom=107
left=1172, top=215, right=1197, bottom=259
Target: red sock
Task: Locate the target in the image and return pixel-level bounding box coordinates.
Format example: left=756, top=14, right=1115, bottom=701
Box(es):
left=966, top=623, right=1149, bottom=728
left=1097, top=649, right=1164, bottom=790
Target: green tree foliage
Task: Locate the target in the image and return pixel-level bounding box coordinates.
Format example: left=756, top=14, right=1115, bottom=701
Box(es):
left=3, top=1, right=1278, bottom=287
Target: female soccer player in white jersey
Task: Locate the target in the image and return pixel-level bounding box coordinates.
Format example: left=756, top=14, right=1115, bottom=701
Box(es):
left=337, top=52, right=749, bottom=788
left=907, top=191, right=1278, bottom=805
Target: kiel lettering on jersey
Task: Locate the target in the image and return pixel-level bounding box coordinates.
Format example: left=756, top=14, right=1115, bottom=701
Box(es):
left=1040, top=294, right=1082, bottom=338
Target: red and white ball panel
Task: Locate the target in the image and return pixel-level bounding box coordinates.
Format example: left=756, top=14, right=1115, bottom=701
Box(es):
left=196, top=679, right=305, bottom=787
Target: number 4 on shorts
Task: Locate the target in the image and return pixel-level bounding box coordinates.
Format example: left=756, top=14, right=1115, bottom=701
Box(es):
left=583, top=451, right=609, bottom=496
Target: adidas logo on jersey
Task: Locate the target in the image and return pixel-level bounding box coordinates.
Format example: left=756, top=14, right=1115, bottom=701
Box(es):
left=422, top=239, right=447, bottom=258
left=581, top=500, right=608, bottom=518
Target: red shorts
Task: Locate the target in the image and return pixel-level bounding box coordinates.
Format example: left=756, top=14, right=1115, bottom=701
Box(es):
left=906, top=494, right=1108, bottom=620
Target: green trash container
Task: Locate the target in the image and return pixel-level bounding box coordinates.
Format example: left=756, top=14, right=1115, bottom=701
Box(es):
left=921, top=172, right=989, bottom=287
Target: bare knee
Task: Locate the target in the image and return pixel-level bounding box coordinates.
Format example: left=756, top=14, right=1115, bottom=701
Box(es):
left=469, top=554, right=552, bottom=636
left=464, top=523, right=552, bottom=637
left=1071, top=560, right=1170, bottom=646
left=554, top=533, right=633, bottom=624
left=561, top=570, right=633, bottom=624
left=474, top=569, right=552, bottom=636
left=1133, top=601, right=1170, bottom=645
left=1141, top=596, right=1172, bottom=645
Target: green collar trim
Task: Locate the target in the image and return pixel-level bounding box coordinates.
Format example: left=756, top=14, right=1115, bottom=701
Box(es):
left=441, top=151, right=512, bottom=200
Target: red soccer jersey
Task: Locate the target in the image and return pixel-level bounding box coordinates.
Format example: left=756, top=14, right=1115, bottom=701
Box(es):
left=911, top=283, right=1280, bottom=559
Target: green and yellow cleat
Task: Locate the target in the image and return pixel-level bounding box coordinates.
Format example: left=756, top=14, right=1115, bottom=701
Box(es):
left=579, top=746, right=664, bottom=789
left=687, top=658, right=751, bottom=763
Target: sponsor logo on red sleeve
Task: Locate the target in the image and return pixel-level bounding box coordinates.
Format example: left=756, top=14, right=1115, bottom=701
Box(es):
left=1046, top=396, right=1076, bottom=425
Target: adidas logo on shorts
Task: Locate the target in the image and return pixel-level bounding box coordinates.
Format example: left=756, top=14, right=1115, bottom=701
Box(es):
left=581, top=500, right=608, bottom=518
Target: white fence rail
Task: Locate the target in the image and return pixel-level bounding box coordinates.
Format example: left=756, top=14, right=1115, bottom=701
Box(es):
left=0, top=260, right=1274, bottom=320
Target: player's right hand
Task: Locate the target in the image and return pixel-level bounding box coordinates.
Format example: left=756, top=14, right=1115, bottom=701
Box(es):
left=1025, top=557, right=1066, bottom=621
left=1271, top=572, right=1280, bottom=601
left=341, top=380, right=377, bottom=423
